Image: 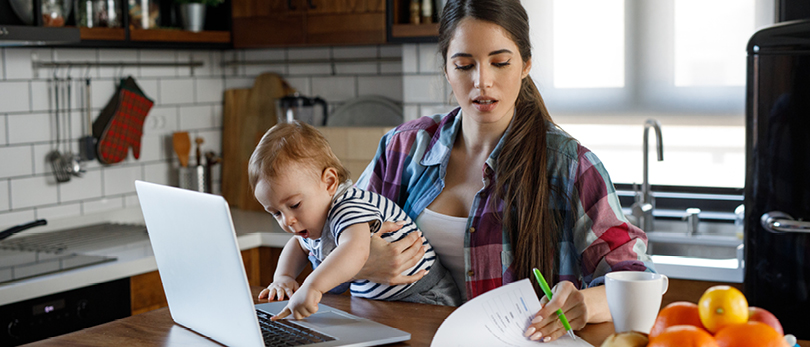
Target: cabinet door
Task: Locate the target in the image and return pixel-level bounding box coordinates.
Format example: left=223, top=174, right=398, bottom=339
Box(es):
left=232, top=0, right=307, bottom=47
left=233, top=0, right=299, bottom=18
left=306, top=0, right=386, bottom=45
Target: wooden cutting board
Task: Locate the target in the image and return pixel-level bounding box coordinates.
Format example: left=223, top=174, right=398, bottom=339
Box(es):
left=221, top=73, right=295, bottom=212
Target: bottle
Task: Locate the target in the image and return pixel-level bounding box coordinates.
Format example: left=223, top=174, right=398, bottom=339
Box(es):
left=42, top=0, right=66, bottom=27
left=410, top=0, right=421, bottom=25
left=422, top=0, right=432, bottom=24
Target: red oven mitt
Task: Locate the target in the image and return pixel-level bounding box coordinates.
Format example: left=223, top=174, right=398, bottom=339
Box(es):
left=93, top=77, right=154, bottom=164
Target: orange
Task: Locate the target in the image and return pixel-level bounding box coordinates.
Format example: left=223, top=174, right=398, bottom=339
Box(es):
left=648, top=325, right=719, bottom=347
left=714, top=322, right=787, bottom=347
left=650, top=301, right=705, bottom=338
left=697, top=285, right=748, bottom=333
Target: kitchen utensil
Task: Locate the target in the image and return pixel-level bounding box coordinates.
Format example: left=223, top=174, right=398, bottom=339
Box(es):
left=194, top=136, right=203, bottom=167
left=79, top=77, right=96, bottom=161
left=48, top=77, right=71, bottom=183
left=222, top=73, right=295, bottom=212
left=64, top=76, right=84, bottom=177
left=173, top=132, right=190, bottom=167
left=204, top=151, right=221, bottom=194
left=276, top=93, right=328, bottom=126
left=93, top=76, right=154, bottom=164
left=0, top=219, right=47, bottom=241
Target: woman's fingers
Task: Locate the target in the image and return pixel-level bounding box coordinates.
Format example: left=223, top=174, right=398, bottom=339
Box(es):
left=387, top=269, right=428, bottom=286
left=258, top=288, right=269, bottom=300
left=395, top=232, right=426, bottom=270
left=378, top=220, right=406, bottom=234
left=525, top=281, right=588, bottom=342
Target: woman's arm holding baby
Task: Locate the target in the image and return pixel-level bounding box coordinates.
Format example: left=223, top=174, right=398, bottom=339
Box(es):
left=272, top=223, right=371, bottom=320
left=259, top=237, right=309, bottom=301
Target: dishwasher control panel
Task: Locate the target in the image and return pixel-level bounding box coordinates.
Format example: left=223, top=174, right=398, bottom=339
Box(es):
left=1, top=278, right=130, bottom=346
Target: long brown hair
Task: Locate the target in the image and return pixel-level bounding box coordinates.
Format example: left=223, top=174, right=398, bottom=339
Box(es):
left=439, top=0, right=562, bottom=283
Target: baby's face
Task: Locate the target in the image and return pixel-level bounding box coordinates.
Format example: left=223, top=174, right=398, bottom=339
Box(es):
left=254, top=162, right=335, bottom=240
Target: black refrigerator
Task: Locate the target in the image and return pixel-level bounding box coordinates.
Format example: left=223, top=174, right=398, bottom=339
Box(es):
left=745, top=19, right=810, bottom=339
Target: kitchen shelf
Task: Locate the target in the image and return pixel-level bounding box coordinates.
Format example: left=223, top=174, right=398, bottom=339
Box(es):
left=80, top=27, right=127, bottom=41
left=129, top=28, right=231, bottom=43
left=386, top=0, right=439, bottom=43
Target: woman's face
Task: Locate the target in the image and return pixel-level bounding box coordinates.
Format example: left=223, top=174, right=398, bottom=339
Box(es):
left=445, top=18, right=531, bottom=127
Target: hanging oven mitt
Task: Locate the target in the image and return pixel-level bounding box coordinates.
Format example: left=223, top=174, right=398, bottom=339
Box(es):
left=93, top=76, right=154, bottom=164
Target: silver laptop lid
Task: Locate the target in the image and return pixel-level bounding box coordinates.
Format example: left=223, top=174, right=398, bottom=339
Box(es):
left=135, top=180, right=264, bottom=347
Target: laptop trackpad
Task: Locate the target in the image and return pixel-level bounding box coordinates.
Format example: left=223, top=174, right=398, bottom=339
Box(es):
left=302, top=312, right=361, bottom=329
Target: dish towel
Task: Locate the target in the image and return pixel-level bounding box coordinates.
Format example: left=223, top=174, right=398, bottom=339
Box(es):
left=93, top=76, right=154, bottom=164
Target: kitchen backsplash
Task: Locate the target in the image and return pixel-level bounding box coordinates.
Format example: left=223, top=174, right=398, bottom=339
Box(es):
left=0, top=44, right=410, bottom=229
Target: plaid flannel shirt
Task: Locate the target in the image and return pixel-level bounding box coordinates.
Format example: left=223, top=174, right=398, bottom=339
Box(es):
left=356, top=108, right=655, bottom=300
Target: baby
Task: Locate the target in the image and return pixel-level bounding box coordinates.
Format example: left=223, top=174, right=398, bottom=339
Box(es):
left=249, top=121, right=460, bottom=319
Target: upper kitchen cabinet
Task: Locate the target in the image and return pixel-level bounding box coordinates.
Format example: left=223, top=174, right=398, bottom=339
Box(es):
left=232, top=0, right=386, bottom=48
left=386, top=0, right=439, bottom=43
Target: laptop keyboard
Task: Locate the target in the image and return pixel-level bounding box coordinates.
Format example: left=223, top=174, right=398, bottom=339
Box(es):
left=256, top=310, right=336, bottom=346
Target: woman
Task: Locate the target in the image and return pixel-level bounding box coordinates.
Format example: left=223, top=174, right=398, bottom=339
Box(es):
left=355, top=0, right=655, bottom=342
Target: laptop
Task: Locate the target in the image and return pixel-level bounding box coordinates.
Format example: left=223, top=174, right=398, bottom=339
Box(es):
left=134, top=180, right=411, bottom=347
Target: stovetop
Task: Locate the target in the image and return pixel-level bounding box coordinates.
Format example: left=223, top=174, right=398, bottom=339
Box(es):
left=0, top=223, right=148, bottom=284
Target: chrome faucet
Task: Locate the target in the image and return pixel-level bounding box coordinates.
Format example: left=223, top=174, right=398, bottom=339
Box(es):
left=632, top=119, right=663, bottom=232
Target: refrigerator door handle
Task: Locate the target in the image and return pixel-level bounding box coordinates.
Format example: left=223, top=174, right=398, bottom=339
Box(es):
left=761, top=211, right=810, bottom=233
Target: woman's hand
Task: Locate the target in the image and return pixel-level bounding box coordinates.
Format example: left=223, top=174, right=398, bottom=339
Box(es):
left=353, top=221, right=428, bottom=285
left=271, top=283, right=322, bottom=320
left=258, top=276, right=299, bottom=301
left=524, top=281, right=588, bottom=342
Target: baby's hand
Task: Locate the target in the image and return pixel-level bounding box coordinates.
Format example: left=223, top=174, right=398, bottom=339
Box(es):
left=258, top=277, right=299, bottom=301
left=271, top=284, right=322, bottom=320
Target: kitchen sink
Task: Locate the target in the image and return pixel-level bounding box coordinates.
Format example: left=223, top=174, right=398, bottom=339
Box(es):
left=644, top=219, right=742, bottom=259
left=640, top=219, right=744, bottom=282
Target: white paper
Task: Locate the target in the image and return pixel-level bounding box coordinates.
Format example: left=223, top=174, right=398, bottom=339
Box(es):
left=431, top=279, right=593, bottom=347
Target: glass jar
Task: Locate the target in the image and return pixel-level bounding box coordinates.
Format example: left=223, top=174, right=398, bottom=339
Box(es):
left=128, top=0, right=160, bottom=29
left=76, top=0, right=121, bottom=28
left=42, top=0, right=66, bottom=27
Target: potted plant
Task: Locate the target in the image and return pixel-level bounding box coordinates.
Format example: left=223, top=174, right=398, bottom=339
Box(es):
left=175, top=0, right=222, bottom=32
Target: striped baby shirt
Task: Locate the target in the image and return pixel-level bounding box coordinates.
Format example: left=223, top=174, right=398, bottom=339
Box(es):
left=299, top=182, right=435, bottom=300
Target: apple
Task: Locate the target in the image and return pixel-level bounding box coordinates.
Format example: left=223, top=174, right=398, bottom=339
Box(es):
left=748, top=306, right=784, bottom=335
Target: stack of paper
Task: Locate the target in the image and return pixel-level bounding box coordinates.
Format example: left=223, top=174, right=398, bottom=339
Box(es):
left=431, top=279, right=593, bottom=347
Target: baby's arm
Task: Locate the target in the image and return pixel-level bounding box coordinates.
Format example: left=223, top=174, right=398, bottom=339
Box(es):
left=258, top=236, right=310, bottom=301
left=272, top=223, right=371, bottom=320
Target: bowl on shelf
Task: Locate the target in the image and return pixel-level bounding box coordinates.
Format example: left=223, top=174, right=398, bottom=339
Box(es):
left=9, top=0, right=73, bottom=26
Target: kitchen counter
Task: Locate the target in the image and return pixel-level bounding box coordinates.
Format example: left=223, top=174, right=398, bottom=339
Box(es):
left=0, top=208, right=291, bottom=307
left=1, top=207, right=746, bottom=307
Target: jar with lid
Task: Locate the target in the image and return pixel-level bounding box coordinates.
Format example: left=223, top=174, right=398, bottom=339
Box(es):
left=76, top=0, right=122, bottom=28
left=128, top=0, right=160, bottom=29
left=42, top=0, right=66, bottom=27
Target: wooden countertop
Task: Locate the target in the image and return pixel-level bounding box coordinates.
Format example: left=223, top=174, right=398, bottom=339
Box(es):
left=24, top=284, right=810, bottom=347
left=27, top=286, right=617, bottom=347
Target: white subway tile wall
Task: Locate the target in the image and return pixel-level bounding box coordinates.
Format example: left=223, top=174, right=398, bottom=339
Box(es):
left=0, top=182, right=9, bottom=211
left=0, top=45, right=406, bottom=228
left=0, top=115, right=6, bottom=145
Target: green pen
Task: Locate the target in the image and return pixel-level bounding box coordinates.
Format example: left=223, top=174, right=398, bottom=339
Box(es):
left=532, top=268, right=577, bottom=340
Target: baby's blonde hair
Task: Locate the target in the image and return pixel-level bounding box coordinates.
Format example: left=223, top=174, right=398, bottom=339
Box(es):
left=248, top=121, right=350, bottom=190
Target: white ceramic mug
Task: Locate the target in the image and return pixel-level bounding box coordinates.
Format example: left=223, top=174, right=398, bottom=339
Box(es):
left=605, top=271, right=669, bottom=334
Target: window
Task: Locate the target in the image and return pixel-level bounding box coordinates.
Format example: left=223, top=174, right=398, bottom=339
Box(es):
left=523, top=0, right=775, bottom=189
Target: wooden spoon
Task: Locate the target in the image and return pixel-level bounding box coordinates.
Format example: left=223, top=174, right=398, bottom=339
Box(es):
left=173, top=132, right=191, bottom=167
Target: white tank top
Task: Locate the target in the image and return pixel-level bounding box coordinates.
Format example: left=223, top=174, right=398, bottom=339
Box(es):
left=415, top=208, right=468, bottom=299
